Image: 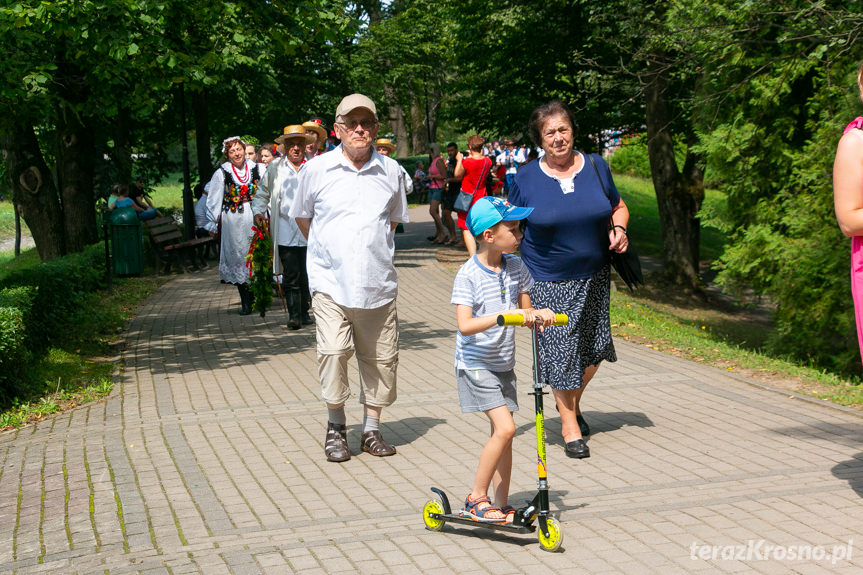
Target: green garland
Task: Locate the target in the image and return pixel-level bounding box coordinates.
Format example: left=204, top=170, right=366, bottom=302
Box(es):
left=246, top=224, right=273, bottom=317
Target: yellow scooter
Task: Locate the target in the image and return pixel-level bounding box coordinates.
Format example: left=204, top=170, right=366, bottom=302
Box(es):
left=422, top=313, right=568, bottom=552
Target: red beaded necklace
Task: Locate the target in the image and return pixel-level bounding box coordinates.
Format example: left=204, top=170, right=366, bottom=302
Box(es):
left=231, top=161, right=250, bottom=184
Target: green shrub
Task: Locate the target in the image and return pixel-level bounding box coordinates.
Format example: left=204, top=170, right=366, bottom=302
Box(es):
left=0, top=245, right=105, bottom=358
left=607, top=134, right=689, bottom=180
left=0, top=286, right=35, bottom=401
left=608, top=134, right=652, bottom=178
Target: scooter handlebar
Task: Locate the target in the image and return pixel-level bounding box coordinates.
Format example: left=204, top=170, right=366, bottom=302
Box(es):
left=496, top=313, right=569, bottom=327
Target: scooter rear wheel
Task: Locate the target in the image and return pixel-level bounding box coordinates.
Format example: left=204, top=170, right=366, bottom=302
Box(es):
left=423, top=499, right=446, bottom=531
left=537, top=516, right=563, bottom=552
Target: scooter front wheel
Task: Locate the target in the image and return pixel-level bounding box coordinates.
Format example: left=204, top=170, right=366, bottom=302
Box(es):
left=537, top=516, right=563, bottom=552
left=423, top=499, right=446, bottom=531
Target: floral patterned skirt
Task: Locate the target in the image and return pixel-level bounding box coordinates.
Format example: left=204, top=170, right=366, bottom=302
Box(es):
left=530, top=266, right=617, bottom=390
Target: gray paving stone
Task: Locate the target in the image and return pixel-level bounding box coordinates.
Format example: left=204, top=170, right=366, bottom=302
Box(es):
left=0, top=207, right=862, bottom=574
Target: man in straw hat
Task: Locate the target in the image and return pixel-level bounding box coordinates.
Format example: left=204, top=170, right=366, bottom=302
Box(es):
left=291, top=94, right=410, bottom=462
left=302, top=118, right=328, bottom=160
left=374, top=137, right=396, bottom=156
left=252, top=124, right=316, bottom=329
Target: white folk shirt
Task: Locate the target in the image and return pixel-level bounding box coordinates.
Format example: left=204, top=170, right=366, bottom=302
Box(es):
left=290, top=145, right=410, bottom=309
left=276, top=161, right=305, bottom=247
left=251, top=157, right=307, bottom=277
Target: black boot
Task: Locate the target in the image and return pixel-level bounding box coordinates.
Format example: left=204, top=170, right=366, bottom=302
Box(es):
left=287, top=289, right=301, bottom=329
left=301, top=290, right=314, bottom=325
left=238, top=284, right=253, bottom=316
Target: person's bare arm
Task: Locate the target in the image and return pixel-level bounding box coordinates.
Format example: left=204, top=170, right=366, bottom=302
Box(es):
left=834, top=131, right=863, bottom=237
left=295, top=217, right=311, bottom=239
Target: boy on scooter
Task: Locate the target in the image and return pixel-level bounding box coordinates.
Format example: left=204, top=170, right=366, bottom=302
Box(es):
left=451, top=197, right=556, bottom=523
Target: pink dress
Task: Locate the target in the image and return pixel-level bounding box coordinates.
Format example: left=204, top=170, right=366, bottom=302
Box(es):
left=845, top=117, right=863, bottom=361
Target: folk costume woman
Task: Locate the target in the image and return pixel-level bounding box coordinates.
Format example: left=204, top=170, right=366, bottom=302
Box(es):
left=205, top=136, right=261, bottom=315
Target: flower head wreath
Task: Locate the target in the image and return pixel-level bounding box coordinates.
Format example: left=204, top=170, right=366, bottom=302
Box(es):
left=222, top=136, right=247, bottom=154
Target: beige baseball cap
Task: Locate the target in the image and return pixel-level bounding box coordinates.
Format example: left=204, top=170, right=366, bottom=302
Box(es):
left=335, top=93, right=377, bottom=120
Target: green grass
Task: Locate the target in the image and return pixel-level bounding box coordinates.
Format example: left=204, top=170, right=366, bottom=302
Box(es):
left=0, top=247, right=41, bottom=282
left=613, top=174, right=726, bottom=262
left=610, top=287, right=863, bottom=408
left=0, top=200, right=15, bottom=239
left=609, top=173, right=862, bottom=408
left=0, top=272, right=168, bottom=430
left=149, top=176, right=187, bottom=211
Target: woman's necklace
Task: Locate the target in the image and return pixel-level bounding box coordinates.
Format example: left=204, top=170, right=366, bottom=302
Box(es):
left=232, top=162, right=250, bottom=184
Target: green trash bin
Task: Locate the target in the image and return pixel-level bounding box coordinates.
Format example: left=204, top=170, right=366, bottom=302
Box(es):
left=110, top=207, right=144, bottom=276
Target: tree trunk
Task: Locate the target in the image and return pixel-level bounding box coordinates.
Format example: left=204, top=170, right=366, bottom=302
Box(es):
left=643, top=60, right=704, bottom=289
left=427, top=89, right=441, bottom=145
left=113, top=106, right=133, bottom=185
left=14, top=201, right=21, bottom=257
left=56, top=105, right=98, bottom=252
left=388, top=102, right=410, bottom=158
left=192, top=88, right=213, bottom=184
left=410, top=101, right=428, bottom=155
left=1, top=123, right=66, bottom=260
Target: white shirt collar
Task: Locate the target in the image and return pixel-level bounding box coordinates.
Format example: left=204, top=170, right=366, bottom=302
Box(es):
left=321, top=144, right=387, bottom=173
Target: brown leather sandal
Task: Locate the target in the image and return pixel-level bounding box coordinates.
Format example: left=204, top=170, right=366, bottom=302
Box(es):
left=325, top=422, right=350, bottom=462
left=360, top=430, right=396, bottom=456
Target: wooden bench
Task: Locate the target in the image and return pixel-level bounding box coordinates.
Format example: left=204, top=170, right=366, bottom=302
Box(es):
left=143, top=217, right=214, bottom=274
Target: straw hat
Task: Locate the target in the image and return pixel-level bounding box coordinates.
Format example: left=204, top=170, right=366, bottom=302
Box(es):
left=374, top=138, right=396, bottom=154
left=302, top=119, right=327, bottom=143
left=275, top=125, right=316, bottom=146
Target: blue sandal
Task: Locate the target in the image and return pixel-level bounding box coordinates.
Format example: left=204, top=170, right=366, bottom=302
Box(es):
left=499, top=505, right=516, bottom=524
left=460, top=494, right=505, bottom=523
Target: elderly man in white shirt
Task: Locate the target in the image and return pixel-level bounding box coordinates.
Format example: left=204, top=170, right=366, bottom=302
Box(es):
left=253, top=125, right=317, bottom=329
left=291, top=93, right=410, bottom=463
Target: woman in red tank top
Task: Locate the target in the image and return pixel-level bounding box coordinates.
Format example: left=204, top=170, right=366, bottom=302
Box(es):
left=454, top=134, right=493, bottom=256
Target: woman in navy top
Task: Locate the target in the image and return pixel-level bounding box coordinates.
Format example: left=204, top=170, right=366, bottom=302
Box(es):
left=508, top=100, right=630, bottom=460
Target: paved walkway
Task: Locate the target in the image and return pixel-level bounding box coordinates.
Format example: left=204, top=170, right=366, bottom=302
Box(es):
left=1, top=207, right=862, bottom=574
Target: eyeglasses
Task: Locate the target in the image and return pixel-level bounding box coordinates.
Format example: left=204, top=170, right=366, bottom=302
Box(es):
left=337, top=118, right=378, bottom=132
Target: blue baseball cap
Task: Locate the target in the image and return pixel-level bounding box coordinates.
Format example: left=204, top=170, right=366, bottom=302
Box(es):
left=466, top=197, right=534, bottom=236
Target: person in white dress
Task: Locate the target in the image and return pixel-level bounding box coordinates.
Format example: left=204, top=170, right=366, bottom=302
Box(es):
left=204, top=136, right=262, bottom=315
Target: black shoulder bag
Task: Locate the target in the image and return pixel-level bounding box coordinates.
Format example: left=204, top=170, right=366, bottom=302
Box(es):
left=587, top=154, right=644, bottom=292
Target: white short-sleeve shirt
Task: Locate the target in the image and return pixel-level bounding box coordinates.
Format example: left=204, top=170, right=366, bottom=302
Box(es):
left=290, top=146, right=410, bottom=309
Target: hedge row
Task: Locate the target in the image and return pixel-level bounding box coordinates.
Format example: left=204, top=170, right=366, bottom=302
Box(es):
left=0, top=245, right=106, bottom=403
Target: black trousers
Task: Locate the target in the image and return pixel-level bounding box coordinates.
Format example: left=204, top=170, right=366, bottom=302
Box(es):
left=278, top=245, right=311, bottom=312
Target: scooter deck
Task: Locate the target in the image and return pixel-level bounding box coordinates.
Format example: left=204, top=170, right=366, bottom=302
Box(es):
left=428, top=512, right=536, bottom=534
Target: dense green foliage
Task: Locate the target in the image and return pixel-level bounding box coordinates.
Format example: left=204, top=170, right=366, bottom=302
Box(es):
left=608, top=138, right=654, bottom=180
left=0, top=246, right=105, bottom=405
left=685, top=4, right=863, bottom=374
left=0, top=0, right=353, bottom=259
left=0, top=286, right=34, bottom=399
left=2, top=0, right=863, bottom=376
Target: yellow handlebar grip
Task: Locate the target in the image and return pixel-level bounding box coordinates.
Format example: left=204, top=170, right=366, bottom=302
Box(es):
left=496, top=314, right=525, bottom=326
left=495, top=313, right=570, bottom=326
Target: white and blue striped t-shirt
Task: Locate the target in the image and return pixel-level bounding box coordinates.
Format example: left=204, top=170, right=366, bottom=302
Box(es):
left=451, top=254, right=534, bottom=371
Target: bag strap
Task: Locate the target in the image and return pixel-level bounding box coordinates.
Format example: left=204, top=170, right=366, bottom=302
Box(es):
left=587, top=154, right=618, bottom=238
left=473, top=158, right=490, bottom=195
left=586, top=153, right=612, bottom=207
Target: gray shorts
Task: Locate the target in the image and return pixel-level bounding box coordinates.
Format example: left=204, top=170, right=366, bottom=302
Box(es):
left=457, top=368, right=518, bottom=413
